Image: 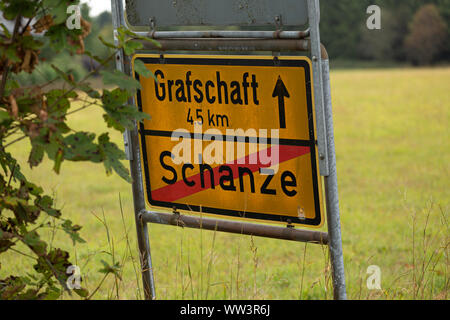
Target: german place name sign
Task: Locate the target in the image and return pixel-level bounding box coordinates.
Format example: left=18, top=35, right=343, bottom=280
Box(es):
left=133, top=54, right=324, bottom=227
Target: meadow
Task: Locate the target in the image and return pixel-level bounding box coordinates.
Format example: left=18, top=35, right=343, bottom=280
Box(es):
left=1, top=66, right=448, bottom=300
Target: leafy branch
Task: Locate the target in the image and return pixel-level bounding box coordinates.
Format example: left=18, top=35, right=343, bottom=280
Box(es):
left=0, top=0, right=157, bottom=300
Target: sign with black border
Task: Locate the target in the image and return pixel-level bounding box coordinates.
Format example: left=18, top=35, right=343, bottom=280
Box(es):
left=132, top=54, right=324, bottom=227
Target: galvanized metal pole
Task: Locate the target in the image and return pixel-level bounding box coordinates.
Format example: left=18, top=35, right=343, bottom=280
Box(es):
left=307, top=0, right=328, bottom=177
left=308, top=0, right=346, bottom=300
left=136, top=38, right=311, bottom=52
left=140, top=210, right=329, bottom=245
left=321, top=56, right=347, bottom=300
left=111, top=0, right=156, bottom=300
left=134, top=30, right=310, bottom=39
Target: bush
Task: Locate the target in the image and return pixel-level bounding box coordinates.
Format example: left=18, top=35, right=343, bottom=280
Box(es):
left=0, top=0, right=154, bottom=299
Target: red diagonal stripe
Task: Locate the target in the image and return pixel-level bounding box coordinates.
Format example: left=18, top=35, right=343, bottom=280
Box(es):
left=151, top=145, right=310, bottom=202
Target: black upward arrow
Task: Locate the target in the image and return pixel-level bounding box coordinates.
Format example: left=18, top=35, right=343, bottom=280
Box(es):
left=272, top=76, right=290, bottom=129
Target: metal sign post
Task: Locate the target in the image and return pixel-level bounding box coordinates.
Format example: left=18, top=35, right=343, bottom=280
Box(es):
left=111, top=0, right=346, bottom=300
left=321, top=54, right=347, bottom=300
left=111, top=0, right=156, bottom=300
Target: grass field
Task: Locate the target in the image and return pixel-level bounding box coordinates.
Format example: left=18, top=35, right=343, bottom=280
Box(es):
left=1, top=66, right=449, bottom=300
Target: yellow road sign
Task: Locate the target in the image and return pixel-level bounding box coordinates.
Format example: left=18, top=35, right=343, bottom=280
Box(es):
left=132, top=54, right=324, bottom=227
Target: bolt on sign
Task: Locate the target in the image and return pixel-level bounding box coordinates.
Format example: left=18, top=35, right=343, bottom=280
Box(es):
left=132, top=54, right=324, bottom=227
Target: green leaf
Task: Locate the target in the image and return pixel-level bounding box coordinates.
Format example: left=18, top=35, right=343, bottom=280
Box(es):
left=102, top=87, right=128, bottom=105
left=42, top=0, right=69, bottom=24
left=45, top=89, right=72, bottom=117
left=43, top=286, right=61, bottom=300
left=53, top=149, right=64, bottom=174
left=5, top=45, right=21, bottom=63
left=24, top=181, right=44, bottom=197
left=123, top=40, right=143, bottom=55
left=29, top=143, right=45, bottom=168
left=23, top=231, right=47, bottom=255
left=0, top=23, right=11, bottom=37
left=21, top=35, right=43, bottom=51
left=36, top=195, right=61, bottom=218
left=98, top=133, right=131, bottom=183
left=45, top=24, right=67, bottom=52
left=118, top=27, right=161, bottom=48
left=27, top=127, right=67, bottom=170
left=87, top=90, right=101, bottom=99
left=99, top=260, right=122, bottom=280
left=77, top=83, right=101, bottom=99
left=0, top=237, right=14, bottom=254
left=63, top=132, right=102, bottom=162
left=134, top=59, right=156, bottom=80
left=4, top=79, right=19, bottom=96
left=101, top=88, right=150, bottom=132
left=100, top=70, right=141, bottom=91
left=61, top=220, right=86, bottom=245
left=0, top=110, right=11, bottom=124
left=3, top=0, right=36, bottom=20
left=74, top=287, right=89, bottom=298
left=0, top=152, right=25, bottom=181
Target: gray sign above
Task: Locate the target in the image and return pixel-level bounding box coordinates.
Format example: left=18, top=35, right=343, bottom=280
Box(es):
left=125, top=0, right=308, bottom=28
